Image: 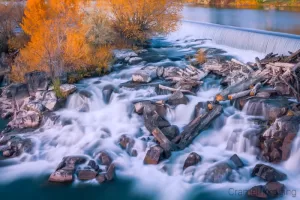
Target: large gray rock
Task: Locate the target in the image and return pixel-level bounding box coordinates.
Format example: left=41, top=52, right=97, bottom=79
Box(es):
left=132, top=69, right=157, bottom=83
left=251, top=164, right=287, bottom=182
left=102, top=85, right=114, bottom=104
left=259, top=116, right=300, bottom=162
left=40, top=91, right=58, bottom=111
left=247, top=181, right=285, bottom=199
left=203, top=163, right=233, bottom=183
left=243, top=97, right=289, bottom=121
left=128, top=57, right=143, bottom=65
left=24, top=71, right=49, bottom=94
left=113, top=49, right=138, bottom=61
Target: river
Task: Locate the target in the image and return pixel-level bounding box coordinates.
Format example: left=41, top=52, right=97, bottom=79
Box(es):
left=1, top=5, right=300, bottom=200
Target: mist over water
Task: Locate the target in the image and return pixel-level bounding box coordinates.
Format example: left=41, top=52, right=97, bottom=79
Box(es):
left=1, top=12, right=300, bottom=200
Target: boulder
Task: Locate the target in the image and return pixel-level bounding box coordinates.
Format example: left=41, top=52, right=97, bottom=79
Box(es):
left=88, top=160, right=100, bottom=172
left=41, top=91, right=58, bottom=111
left=203, top=163, right=233, bottom=183
left=119, top=134, right=136, bottom=156
left=49, top=156, right=87, bottom=183
left=132, top=69, right=157, bottom=83
left=157, top=67, right=165, bottom=77
left=77, top=169, right=97, bottom=181
left=259, top=116, right=300, bottom=162
left=96, top=173, right=106, bottom=183
left=128, top=57, right=143, bottom=65
left=8, top=111, right=40, bottom=129
left=24, top=71, right=49, bottom=94
left=113, top=49, right=138, bottom=61
left=144, top=145, right=164, bottom=165
left=247, top=181, right=285, bottom=199
left=105, top=164, right=115, bottom=181
left=78, top=90, right=93, bottom=98
left=1, top=137, right=32, bottom=158
left=264, top=181, right=285, bottom=197
left=229, top=154, right=244, bottom=169
left=102, top=85, right=114, bottom=104
left=243, top=97, right=289, bottom=121
left=251, top=164, right=287, bottom=182
left=134, top=101, right=167, bottom=117
left=167, top=91, right=189, bottom=106
left=98, top=151, right=112, bottom=167
left=60, top=84, right=76, bottom=97
left=247, top=185, right=268, bottom=199
left=183, top=152, right=201, bottom=170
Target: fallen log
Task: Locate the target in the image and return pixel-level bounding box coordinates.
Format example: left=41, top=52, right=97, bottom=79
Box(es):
left=285, top=49, right=300, bottom=63
left=250, top=82, right=261, bottom=96
left=158, top=84, right=196, bottom=96
left=228, top=89, right=250, bottom=100
left=174, top=104, right=223, bottom=150
left=216, top=76, right=262, bottom=101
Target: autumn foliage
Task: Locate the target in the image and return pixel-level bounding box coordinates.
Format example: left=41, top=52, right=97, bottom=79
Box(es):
left=11, top=0, right=183, bottom=82
left=12, top=0, right=111, bottom=81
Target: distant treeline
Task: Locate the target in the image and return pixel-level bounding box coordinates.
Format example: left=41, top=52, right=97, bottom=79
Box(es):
left=185, top=0, right=300, bottom=7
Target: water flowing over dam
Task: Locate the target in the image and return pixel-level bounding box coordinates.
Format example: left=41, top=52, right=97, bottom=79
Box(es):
left=178, top=20, right=300, bottom=55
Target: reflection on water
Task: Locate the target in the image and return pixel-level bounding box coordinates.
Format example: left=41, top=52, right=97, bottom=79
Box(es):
left=183, top=6, right=300, bottom=35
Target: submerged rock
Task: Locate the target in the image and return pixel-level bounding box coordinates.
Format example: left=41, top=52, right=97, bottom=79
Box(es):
left=183, top=152, right=201, bottom=170
left=203, top=163, right=233, bottom=183
left=251, top=164, right=287, bottom=182
left=167, top=91, right=189, bottom=106
left=102, top=85, right=114, bottom=104
left=229, top=154, right=244, bottom=169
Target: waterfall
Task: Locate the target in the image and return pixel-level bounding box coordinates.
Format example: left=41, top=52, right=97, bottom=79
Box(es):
left=174, top=20, right=300, bottom=55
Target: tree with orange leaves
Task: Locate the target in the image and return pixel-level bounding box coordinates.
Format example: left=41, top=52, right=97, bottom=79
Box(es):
left=99, top=0, right=183, bottom=44
left=12, top=0, right=100, bottom=81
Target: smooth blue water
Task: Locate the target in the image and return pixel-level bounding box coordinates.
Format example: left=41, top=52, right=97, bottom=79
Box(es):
left=183, top=6, right=300, bottom=35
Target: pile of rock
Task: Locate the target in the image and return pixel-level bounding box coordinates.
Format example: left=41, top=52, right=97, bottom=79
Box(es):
left=49, top=152, right=115, bottom=184
left=0, top=71, right=76, bottom=131
left=247, top=164, right=287, bottom=198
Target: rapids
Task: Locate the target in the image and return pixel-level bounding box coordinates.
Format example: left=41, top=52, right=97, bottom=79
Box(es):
left=1, top=22, right=300, bottom=200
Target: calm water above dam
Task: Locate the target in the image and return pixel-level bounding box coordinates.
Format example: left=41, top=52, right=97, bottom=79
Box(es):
left=183, top=5, right=300, bottom=35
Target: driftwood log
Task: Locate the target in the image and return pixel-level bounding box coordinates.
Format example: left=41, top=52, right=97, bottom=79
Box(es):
left=174, top=104, right=223, bottom=150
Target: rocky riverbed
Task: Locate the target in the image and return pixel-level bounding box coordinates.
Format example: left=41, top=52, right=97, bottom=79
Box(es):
left=1, top=36, right=300, bottom=200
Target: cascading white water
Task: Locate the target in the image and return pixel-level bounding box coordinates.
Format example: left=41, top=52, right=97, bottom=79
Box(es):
left=1, top=24, right=300, bottom=200
left=172, top=21, right=300, bottom=55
